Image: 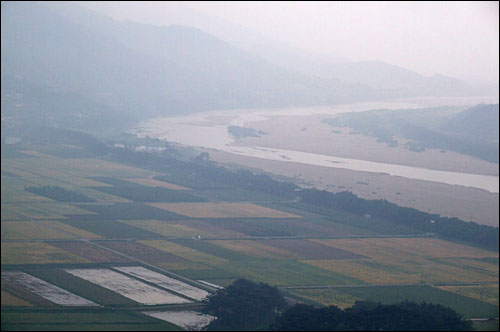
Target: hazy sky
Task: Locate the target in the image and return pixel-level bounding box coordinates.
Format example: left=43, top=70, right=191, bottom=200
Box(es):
left=79, top=1, right=499, bottom=84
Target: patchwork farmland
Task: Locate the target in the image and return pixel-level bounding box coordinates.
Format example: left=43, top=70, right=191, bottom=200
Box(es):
left=2, top=143, right=498, bottom=330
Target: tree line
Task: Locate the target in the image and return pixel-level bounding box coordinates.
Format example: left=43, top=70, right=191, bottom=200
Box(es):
left=202, top=279, right=473, bottom=331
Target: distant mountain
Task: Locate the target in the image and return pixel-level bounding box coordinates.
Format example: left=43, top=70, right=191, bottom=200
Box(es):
left=248, top=59, right=482, bottom=98
left=440, top=104, right=499, bottom=142
left=76, top=1, right=493, bottom=98
left=1, top=1, right=378, bottom=130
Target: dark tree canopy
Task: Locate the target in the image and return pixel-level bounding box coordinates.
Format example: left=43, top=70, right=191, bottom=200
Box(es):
left=25, top=185, right=95, bottom=202
left=202, top=279, right=286, bottom=331
left=271, top=301, right=473, bottom=331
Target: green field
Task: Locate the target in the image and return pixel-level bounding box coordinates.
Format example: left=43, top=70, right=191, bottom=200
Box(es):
left=335, top=285, right=499, bottom=318
left=0, top=310, right=182, bottom=331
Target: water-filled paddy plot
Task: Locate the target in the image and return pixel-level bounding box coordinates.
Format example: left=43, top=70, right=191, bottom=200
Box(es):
left=143, top=310, right=215, bottom=331
left=65, top=268, right=192, bottom=305
left=1, top=271, right=97, bottom=306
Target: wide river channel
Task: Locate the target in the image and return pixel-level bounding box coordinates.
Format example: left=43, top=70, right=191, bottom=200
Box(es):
left=133, top=97, right=499, bottom=193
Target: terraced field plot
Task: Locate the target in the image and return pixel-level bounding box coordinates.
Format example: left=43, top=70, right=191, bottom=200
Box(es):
left=120, top=220, right=217, bottom=238
left=287, top=288, right=361, bottom=309
left=215, top=259, right=363, bottom=287
left=0, top=311, right=183, bottom=331
left=40, top=221, right=102, bottom=238
left=1, top=220, right=100, bottom=241
left=1, top=158, right=122, bottom=189
left=1, top=242, right=90, bottom=265
left=65, top=268, right=192, bottom=305
left=437, top=284, right=499, bottom=305
left=143, top=310, right=215, bottom=331
left=100, top=241, right=189, bottom=264
left=1, top=271, right=96, bottom=306
left=1, top=202, right=94, bottom=220
left=114, top=266, right=210, bottom=301
left=303, top=259, right=421, bottom=285
left=5, top=154, right=156, bottom=179
left=140, top=240, right=227, bottom=266
left=314, top=238, right=499, bottom=259
left=175, top=219, right=247, bottom=237
left=311, top=238, right=499, bottom=284
left=68, top=187, right=130, bottom=203
left=1, top=279, right=54, bottom=307
left=1, top=174, right=53, bottom=203
left=148, top=202, right=302, bottom=219
left=200, top=218, right=293, bottom=237
left=258, top=239, right=367, bottom=260
left=75, top=202, right=185, bottom=220
left=90, top=177, right=203, bottom=202
left=49, top=241, right=133, bottom=263
left=60, top=218, right=163, bottom=239
left=333, top=285, right=499, bottom=318
left=209, top=238, right=368, bottom=260
left=1, top=221, right=74, bottom=240
left=209, top=240, right=296, bottom=259
left=1, top=290, right=33, bottom=306
left=123, top=177, right=191, bottom=190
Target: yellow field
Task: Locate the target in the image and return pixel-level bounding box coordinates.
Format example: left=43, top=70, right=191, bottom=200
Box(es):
left=1, top=242, right=91, bottom=265
left=120, top=220, right=215, bottom=238
left=209, top=240, right=296, bottom=259
left=1, top=290, right=33, bottom=306
left=77, top=188, right=130, bottom=203
left=3, top=154, right=157, bottom=186
left=437, top=284, right=499, bottom=305
left=288, top=288, right=361, bottom=309
left=1, top=176, right=52, bottom=203
left=53, top=158, right=158, bottom=178
left=140, top=240, right=226, bottom=266
left=302, top=259, right=421, bottom=285
left=313, top=238, right=499, bottom=260
left=158, top=261, right=213, bottom=271
left=1, top=204, right=28, bottom=221
left=39, top=221, right=101, bottom=239
left=122, top=177, right=191, bottom=190
left=310, top=238, right=499, bottom=285
left=148, top=202, right=301, bottom=219
left=0, top=202, right=94, bottom=220
left=1, top=221, right=74, bottom=240
left=1, top=220, right=100, bottom=241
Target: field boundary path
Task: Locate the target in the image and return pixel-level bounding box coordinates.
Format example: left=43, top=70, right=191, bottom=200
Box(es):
left=279, top=281, right=500, bottom=289
left=1, top=233, right=436, bottom=243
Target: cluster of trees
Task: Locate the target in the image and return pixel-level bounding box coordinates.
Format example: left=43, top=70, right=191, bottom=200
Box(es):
left=298, top=189, right=499, bottom=251
left=271, top=301, right=473, bottom=331
left=202, top=279, right=286, bottom=331
left=25, top=185, right=94, bottom=202
left=202, top=279, right=473, bottom=331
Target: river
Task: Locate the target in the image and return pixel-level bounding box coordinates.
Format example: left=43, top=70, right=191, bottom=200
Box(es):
left=132, top=97, right=499, bottom=193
